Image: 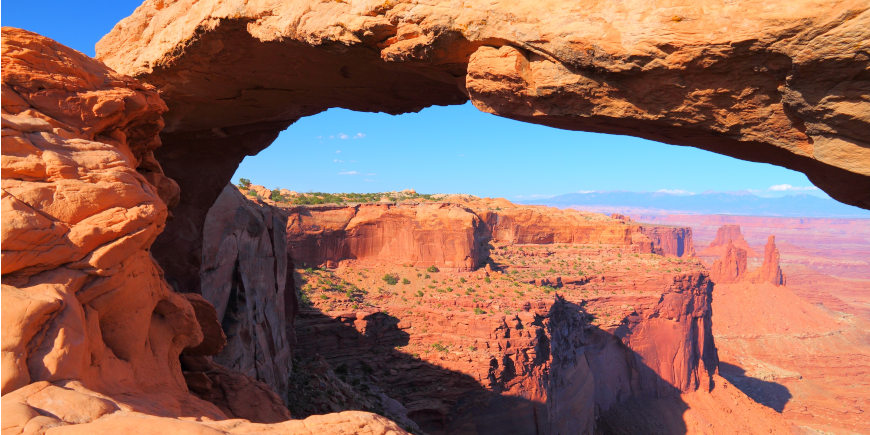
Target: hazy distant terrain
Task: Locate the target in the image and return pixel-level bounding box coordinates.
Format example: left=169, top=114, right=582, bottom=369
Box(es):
left=525, top=191, right=870, bottom=218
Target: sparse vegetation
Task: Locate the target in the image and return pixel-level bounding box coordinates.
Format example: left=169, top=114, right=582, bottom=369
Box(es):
left=382, top=273, right=399, bottom=285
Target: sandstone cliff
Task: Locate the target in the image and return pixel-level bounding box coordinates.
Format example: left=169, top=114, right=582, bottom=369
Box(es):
left=283, top=199, right=696, bottom=273
left=0, top=28, right=404, bottom=434
left=749, top=235, right=786, bottom=286
left=286, top=202, right=490, bottom=271
left=699, top=224, right=758, bottom=258
left=709, top=242, right=749, bottom=284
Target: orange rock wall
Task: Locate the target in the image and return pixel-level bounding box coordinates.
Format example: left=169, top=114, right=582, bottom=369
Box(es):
left=1, top=27, right=228, bottom=428
left=286, top=203, right=491, bottom=271
left=285, top=202, right=695, bottom=271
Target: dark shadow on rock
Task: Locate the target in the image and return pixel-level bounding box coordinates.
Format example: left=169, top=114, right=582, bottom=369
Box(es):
left=718, top=362, right=792, bottom=412
left=292, top=298, right=696, bottom=435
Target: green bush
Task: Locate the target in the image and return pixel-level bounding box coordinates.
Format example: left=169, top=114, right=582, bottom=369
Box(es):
left=271, top=189, right=285, bottom=202
left=382, top=274, right=399, bottom=285
left=402, top=278, right=411, bottom=285
left=426, top=265, right=440, bottom=273
left=473, top=307, right=485, bottom=315
left=238, top=178, right=251, bottom=188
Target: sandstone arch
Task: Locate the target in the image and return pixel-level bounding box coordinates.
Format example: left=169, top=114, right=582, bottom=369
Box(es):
left=94, top=0, right=870, bottom=292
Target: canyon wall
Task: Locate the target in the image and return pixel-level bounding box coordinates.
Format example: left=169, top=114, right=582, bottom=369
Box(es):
left=284, top=200, right=695, bottom=271
left=638, top=225, right=695, bottom=257
left=290, top=242, right=718, bottom=433
left=285, top=203, right=491, bottom=271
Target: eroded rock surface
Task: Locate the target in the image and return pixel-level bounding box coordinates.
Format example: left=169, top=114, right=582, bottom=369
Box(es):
left=1, top=28, right=404, bottom=435
left=284, top=198, right=695, bottom=274
left=749, top=235, right=786, bottom=286
left=699, top=224, right=758, bottom=258
left=286, top=202, right=490, bottom=271
left=200, top=185, right=297, bottom=401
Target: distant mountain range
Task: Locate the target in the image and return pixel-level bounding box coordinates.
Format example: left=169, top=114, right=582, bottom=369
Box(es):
left=520, top=191, right=870, bottom=218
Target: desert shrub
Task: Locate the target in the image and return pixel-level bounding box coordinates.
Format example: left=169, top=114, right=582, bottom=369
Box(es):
left=402, top=278, right=411, bottom=285
left=473, top=307, right=485, bottom=315
left=382, top=274, right=399, bottom=285
left=426, top=265, right=440, bottom=273
left=271, top=189, right=285, bottom=202
left=238, top=178, right=251, bottom=188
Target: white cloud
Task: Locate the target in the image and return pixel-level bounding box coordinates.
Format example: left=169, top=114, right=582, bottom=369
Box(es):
left=575, top=190, right=596, bottom=194
left=768, top=184, right=819, bottom=192
left=338, top=170, right=359, bottom=175
left=335, top=150, right=342, bottom=154
left=354, top=132, right=366, bottom=139
left=656, top=189, right=694, bottom=195
left=333, top=159, right=344, bottom=163
left=364, top=178, right=375, bottom=183
left=366, top=172, right=377, bottom=176
left=338, top=133, right=349, bottom=140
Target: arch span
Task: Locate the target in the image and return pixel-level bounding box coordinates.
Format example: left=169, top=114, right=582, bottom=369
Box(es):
left=95, top=0, right=870, bottom=291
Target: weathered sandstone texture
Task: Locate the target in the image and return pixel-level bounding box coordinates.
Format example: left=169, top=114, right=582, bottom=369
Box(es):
left=200, top=185, right=297, bottom=400
left=96, top=0, right=870, bottom=211
left=284, top=198, right=695, bottom=272
left=699, top=224, right=758, bottom=258
left=749, top=235, right=786, bottom=286
left=286, top=202, right=491, bottom=271
left=709, top=241, right=749, bottom=284
left=708, top=226, right=786, bottom=286
left=93, top=0, right=870, bottom=300
left=1, top=28, right=404, bottom=434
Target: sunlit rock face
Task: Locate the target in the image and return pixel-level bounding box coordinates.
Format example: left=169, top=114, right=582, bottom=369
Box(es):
left=0, top=28, right=404, bottom=434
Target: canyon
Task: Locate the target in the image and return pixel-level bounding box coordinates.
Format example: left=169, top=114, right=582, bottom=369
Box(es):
left=2, top=0, right=870, bottom=433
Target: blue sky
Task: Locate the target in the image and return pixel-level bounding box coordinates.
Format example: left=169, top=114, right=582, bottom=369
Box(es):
left=3, top=1, right=828, bottom=200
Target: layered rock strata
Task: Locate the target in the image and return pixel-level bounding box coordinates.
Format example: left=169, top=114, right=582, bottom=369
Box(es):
left=749, top=235, right=786, bottom=286
left=699, top=224, right=758, bottom=258
left=290, top=242, right=723, bottom=433
left=284, top=199, right=695, bottom=271
left=286, top=202, right=491, bottom=271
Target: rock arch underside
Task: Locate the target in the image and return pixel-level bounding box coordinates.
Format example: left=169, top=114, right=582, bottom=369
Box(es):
left=2, top=0, right=869, bottom=433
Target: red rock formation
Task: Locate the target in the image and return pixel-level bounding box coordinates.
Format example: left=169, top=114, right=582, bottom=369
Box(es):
left=700, top=224, right=758, bottom=257
left=291, top=242, right=728, bottom=433
left=201, top=185, right=297, bottom=400
left=710, top=241, right=749, bottom=283
left=284, top=199, right=695, bottom=275
left=87, top=0, right=870, bottom=313
left=750, top=235, right=786, bottom=286
left=1, top=25, right=221, bottom=423
left=97, top=0, right=870, bottom=211
left=285, top=202, right=490, bottom=271
left=638, top=225, right=695, bottom=257
left=0, top=28, right=402, bottom=434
